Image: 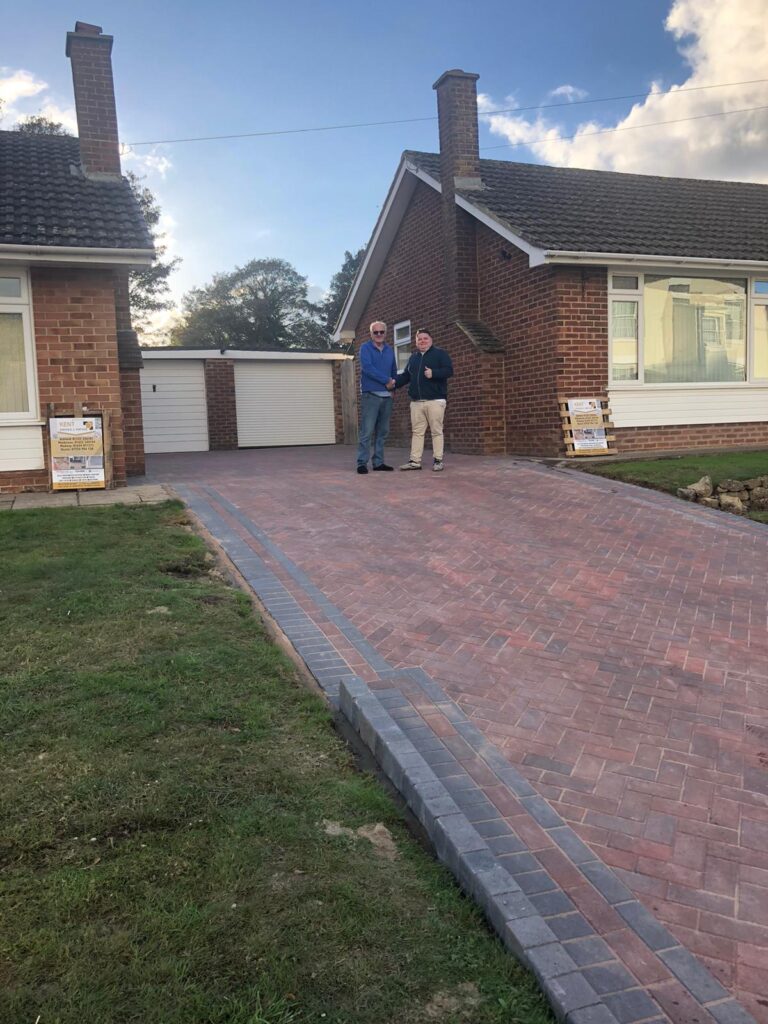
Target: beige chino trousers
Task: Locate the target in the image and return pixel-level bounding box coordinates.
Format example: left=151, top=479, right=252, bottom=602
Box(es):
left=409, top=400, right=446, bottom=463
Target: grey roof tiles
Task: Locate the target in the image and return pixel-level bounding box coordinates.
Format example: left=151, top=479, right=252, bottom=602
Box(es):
left=405, top=150, right=768, bottom=261
left=0, top=131, right=153, bottom=251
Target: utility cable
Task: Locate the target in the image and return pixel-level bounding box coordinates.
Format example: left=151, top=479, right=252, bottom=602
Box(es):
left=123, top=77, right=768, bottom=149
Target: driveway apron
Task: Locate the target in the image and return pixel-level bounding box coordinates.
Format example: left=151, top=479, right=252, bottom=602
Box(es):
left=150, top=446, right=768, bottom=1023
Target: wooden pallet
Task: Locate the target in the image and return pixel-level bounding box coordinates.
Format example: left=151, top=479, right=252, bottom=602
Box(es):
left=558, top=395, right=617, bottom=458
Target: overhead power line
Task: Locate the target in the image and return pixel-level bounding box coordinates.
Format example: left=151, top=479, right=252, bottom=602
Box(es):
left=479, top=102, right=768, bottom=151
left=123, top=77, right=768, bottom=149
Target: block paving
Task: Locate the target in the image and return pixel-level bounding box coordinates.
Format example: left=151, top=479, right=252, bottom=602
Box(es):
left=150, top=446, right=768, bottom=1022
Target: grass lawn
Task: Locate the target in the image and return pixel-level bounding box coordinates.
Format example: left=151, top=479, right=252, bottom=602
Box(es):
left=581, top=450, right=768, bottom=523
left=0, top=502, right=552, bottom=1024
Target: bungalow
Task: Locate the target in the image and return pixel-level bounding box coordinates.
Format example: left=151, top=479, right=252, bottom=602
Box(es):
left=0, top=22, right=153, bottom=493
left=333, top=70, right=768, bottom=457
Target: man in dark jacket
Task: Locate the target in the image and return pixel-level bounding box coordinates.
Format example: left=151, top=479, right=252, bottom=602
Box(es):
left=392, top=328, right=454, bottom=472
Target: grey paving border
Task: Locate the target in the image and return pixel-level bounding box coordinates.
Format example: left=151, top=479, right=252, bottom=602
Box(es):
left=176, top=484, right=757, bottom=1024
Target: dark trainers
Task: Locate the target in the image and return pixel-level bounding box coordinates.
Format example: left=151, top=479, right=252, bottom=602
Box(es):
left=399, top=461, right=421, bottom=471
left=372, top=464, right=394, bottom=472
left=433, top=460, right=444, bottom=472
left=357, top=465, right=369, bottom=474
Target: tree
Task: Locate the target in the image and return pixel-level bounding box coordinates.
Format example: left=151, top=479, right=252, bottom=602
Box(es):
left=171, top=258, right=329, bottom=351
left=13, top=114, right=71, bottom=135
left=125, top=172, right=181, bottom=336
left=323, top=246, right=366, bottom=333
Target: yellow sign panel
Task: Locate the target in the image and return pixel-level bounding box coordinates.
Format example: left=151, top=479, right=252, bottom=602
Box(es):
left=49, top=417, right=106, bottom=490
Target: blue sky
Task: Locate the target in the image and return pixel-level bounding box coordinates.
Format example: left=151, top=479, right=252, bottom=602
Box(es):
left=2, top=0, right=766, bottom=332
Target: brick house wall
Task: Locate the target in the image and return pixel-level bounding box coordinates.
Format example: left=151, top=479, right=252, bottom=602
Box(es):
left=204, top=359, right=238, bottom=450
left=331, top=360, right=344, bottom=444
left=120, top=368, right=144, bottom=476
left=353, top=182, right=506, bottom=456
left=1, top=269, right=129, bottom=493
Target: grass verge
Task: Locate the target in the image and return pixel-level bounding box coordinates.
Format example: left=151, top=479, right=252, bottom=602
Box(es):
left=581, top=450, right=768, bottom=523
left=0, top=502, right=552, bottom=1024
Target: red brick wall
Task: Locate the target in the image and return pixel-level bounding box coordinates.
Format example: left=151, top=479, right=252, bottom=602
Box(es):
left=33, top=268, right=125, bottom=483
left=353, top=181, right=505, bottom=455
left=331, top=361, right=344, bottom=443
left=204, top=360, right=238, bottom=450
left=615, top=422, right=768, bottom=452
left=0, top=466, right=49, bottom=495
left=120, top=368, right=145, bottom=476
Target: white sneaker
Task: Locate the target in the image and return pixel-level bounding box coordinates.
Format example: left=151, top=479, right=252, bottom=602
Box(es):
left=433, top=460, right=444, bottom=472
left=399, top=461, right=422, bottom=471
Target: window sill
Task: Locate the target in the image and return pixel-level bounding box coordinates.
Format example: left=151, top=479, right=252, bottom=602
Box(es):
left=609, top=381, right=768, bottom=390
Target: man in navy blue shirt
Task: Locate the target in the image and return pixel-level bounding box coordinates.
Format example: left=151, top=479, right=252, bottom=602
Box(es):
left=356, top=320, right=397, bottom=474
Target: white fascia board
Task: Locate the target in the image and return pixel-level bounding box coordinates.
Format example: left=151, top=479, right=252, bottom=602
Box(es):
left=332, top=159, right=429, bottom=341
left=453, top=194, right=547, bottom=266
left=0, top=243, right=154, bottom=268
left=542, top=250, right=768, bottom=272
left=140, top=349, right=352, bottom=361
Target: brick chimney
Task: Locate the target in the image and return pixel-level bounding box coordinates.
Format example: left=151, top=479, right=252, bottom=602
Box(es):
left=432, top=69, right=482, bottom=321
left=66, top=22, right=121, bottom=177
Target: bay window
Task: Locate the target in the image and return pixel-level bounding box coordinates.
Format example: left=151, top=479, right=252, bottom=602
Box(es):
left=0, top=270, right=38, bottom=422
left=609, top=272, right=768, bottom=385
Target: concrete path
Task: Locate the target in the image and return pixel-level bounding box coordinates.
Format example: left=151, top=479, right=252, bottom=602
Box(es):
left=1, top=483, right=171, bottom=511
left=150, top=446, right=768, bottom=1023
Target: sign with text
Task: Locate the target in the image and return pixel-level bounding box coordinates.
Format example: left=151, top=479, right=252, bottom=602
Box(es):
left=567, top=399, right=608, bottom=451
left=49, top=416, right=105, bottom=490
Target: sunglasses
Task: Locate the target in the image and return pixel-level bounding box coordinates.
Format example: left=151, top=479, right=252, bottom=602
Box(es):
left=372, top=330, right=385, bottom=336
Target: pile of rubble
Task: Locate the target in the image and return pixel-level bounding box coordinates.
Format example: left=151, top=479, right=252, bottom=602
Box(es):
left=677, top=475, right=768, bottom=515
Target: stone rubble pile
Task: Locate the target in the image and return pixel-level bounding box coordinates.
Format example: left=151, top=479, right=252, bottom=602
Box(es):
left=677, top=475, right=768, bottom=515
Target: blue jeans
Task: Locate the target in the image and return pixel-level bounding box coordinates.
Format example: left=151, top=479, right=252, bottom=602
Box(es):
left=357, top=392, right=394, bottom=467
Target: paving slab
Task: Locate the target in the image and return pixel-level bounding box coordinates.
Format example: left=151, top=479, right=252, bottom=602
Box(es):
left=3, top=483, right=173, bottom=510
left=150, top=445, right=768, bottom=1023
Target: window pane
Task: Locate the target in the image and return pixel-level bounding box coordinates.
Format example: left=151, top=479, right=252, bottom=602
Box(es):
left=0, top=312, right=29, bottom=413
left=0, top=277, right=22, bottom=298
left=394, top=323, right=410, bottom=342
left=753, top=280, right=768, bottom=295
left=396, top=342, right=410, bottom=371
left=643, top=276, right=746, bottom=383
left=755, top=305, right=768, bottom=379
left=611, top=300, right=638, bottom=380
left=612, top=275, right=638, bottom=291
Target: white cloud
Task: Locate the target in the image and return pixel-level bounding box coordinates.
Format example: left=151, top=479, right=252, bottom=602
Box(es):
left=0, top=67, right=78, bottom=135
left=480, top=0, right=768, bottom=183
left=548, top=84, right=588, bottom=102
left=122, top=147, right=174, bottom=179
left=0, top=68, right=46, bottom=108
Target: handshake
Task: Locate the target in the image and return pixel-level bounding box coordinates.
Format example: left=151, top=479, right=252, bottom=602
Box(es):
left=386, top=378, right=396, bottom=390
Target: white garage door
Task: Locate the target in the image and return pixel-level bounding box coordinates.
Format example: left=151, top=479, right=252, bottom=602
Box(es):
left=235, top=361, right=335, bottom=447
left=140, top=359, right=209, bottom=453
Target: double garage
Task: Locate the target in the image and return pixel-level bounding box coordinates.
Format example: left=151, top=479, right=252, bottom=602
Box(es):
left=140, top=349, right=350, bottom=454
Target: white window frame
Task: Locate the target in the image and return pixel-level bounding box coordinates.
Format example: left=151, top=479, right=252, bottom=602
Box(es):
left=0, top=267, right=40, bottom=424
left=751, top=278, right=768, bottom=383
left=393, top=319, right=412, bottom=371
left=607, top=269, right=768, bottom=388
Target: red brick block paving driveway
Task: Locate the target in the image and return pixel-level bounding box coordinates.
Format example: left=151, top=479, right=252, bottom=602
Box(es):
left=149, top=446, right=768, bottom=1021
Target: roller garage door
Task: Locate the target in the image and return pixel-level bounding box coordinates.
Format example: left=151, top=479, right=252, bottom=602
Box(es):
left=140, top=359, right=209, bottom=453
left=234, top=361, right=335, bottom=447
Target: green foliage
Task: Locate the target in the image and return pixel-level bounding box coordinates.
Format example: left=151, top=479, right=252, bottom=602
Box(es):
left=125, top=171, right=182, bottom=334
left=171, top=258, right=329, bottom=350
left=322, top=246, right=366, bottom=333
left=13, top=114, right=71, bottom=135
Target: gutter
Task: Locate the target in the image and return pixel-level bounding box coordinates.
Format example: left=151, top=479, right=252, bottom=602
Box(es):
left=0, top=243, right=154, bottom=268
